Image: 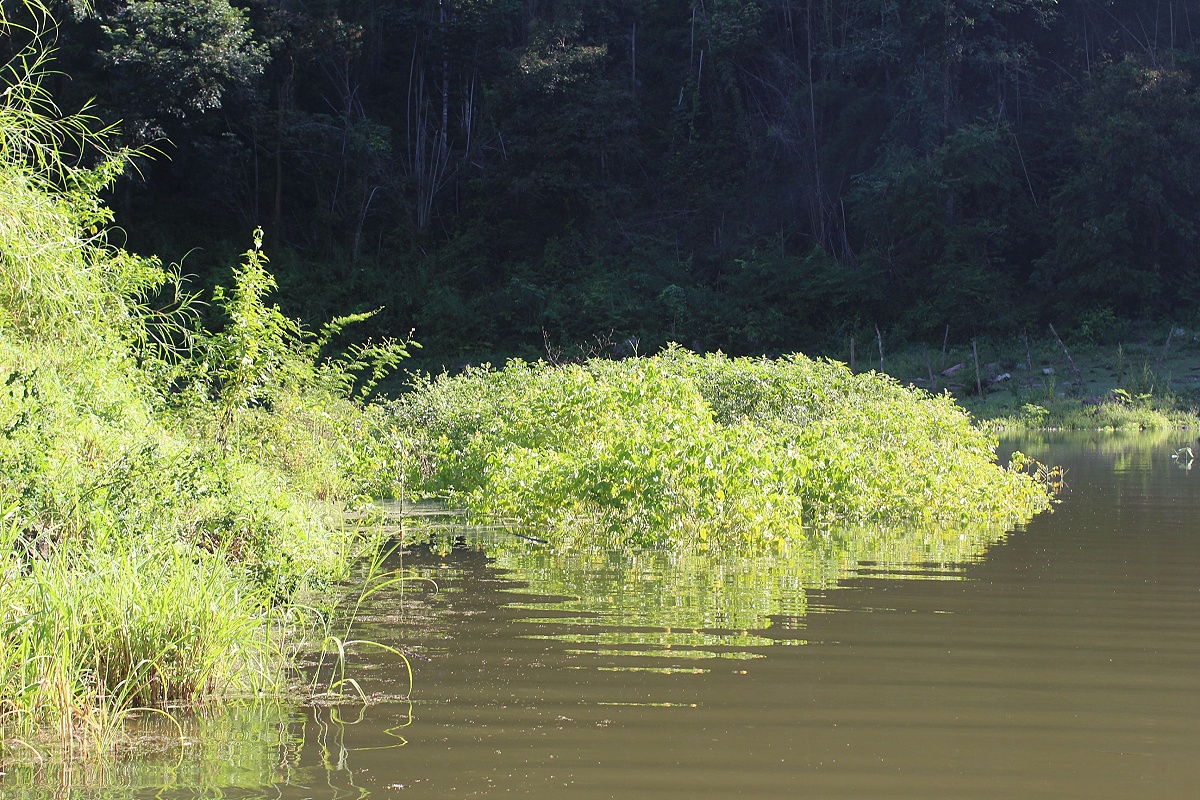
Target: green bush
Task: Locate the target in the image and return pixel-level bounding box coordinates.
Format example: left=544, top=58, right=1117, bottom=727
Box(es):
left=0, top=2, right=414, bottom=749
left=393, top=348, right=1053, bottom=547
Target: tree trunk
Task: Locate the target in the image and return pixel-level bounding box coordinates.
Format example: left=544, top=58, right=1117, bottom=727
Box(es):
left=273, top=65, right=293, bottom=237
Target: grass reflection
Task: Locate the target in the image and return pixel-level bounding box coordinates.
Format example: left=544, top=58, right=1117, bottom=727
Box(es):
left=563, top=648, right=766, bottom=660
left=538, top=630, right=777, bottom=648
left=435, top=513, right=1023, bottom=669
left=1007, top=428, right=1182, bottom=462
left=0, top=700, right=404, bottom=799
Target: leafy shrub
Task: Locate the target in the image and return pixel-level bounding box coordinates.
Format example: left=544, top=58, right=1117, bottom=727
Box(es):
left=0, top=2, right=414, bottom=748
left=393, top=347, right=1053, bottom=546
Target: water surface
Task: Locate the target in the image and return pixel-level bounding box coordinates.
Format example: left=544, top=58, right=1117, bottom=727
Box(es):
left=5, top=433, right=1200, bottom=798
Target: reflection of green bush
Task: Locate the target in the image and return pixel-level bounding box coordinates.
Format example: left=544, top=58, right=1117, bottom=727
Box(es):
left=394, top=348, right=1052, bottom=546
left=459, top=509, right=1017, bottom=646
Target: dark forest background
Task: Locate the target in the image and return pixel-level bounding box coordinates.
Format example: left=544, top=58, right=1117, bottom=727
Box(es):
left=29, top=0, right=1200, bottom=361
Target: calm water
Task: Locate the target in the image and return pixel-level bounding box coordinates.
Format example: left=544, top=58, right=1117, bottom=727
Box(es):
left=6, top=433, right=1200, bottom=799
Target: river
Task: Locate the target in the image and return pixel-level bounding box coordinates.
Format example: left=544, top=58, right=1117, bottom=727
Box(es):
left=5, top=432, right=1199, bottom=798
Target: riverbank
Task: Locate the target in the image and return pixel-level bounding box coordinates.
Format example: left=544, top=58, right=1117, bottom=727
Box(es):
left=864, top=332, right=1200, bottom=431
left=0, top=20, right=413, bottom=751
left=0, top=221, right=407, bottom=753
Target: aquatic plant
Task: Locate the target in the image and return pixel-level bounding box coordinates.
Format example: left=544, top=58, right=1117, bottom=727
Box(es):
left=974, top=390, right=1198, bottom=432
left=392, top=348, right=1054, bottom=546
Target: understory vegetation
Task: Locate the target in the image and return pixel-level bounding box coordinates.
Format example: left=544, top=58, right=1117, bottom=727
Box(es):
left=863, top=334, right=1200, bottom=431
left=1, top=2, right=412, bottom=754
left=393, top=350, right=1056, bottom=548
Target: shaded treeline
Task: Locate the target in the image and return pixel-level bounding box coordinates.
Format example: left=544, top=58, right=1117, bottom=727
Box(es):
left=39, top=0, right=1200, bottom=357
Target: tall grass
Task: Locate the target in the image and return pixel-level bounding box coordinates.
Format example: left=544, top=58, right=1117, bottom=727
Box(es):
left=0, top=1, right=413, bottom=757
left=1, top=518, right=284, bottom=749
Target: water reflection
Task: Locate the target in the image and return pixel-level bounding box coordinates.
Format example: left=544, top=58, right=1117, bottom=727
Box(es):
left=1007, top=427, right=1198, bottom=473
left=0, top=511, right=1029, bottom=798
left=394, top=504, right=1024, bottom=677
left=12, top=434, right=1200, bottom=798
left=0, top=702, right=409, bottom=800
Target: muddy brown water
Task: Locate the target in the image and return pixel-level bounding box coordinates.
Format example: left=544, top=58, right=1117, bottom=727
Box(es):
left=6, top=433, right=1200, bottom=799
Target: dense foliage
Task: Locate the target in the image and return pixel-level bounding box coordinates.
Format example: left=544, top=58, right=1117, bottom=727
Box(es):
left=393, top=349, right=1053, bottom=546
left=0, top=4, right=414, bottom=745
left=25, top=0, right=1200, bottom=361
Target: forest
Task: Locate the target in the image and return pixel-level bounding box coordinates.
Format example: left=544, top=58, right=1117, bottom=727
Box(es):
left=22, top=0, right=1199, bottom=362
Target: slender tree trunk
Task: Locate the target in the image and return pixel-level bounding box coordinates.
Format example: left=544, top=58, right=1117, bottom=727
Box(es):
left=273, top=66, right=293, bottom=236
left=876, top=324, right=884, bottom=372
left=440, top=0, right=450, bottom=163
left=408, top=42, right=449, bottom=230
left=973, top=339, right=984, bottom=397
left=353, top=186, right=379, bottom=263
left=631, top=22, right=637, bottom=95
left=806, top=0, right=826, bottom=248
left=782, top=0, right=796, bottom=52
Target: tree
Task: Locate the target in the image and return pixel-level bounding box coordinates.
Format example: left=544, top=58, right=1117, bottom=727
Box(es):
left=1036, top=58, right=1200, bottom=320
left=100, top=0, right=267, bottom=142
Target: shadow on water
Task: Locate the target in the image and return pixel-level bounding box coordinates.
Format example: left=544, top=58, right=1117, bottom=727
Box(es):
left=5, top=430, right=1200, bottom=798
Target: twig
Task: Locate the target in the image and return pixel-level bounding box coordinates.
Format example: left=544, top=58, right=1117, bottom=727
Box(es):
left=507, top=530, right=549, bottom=544
left=973, top=338, right=984, bottom=397
left=941, top=324, right=950, bottom=370
left=1158, top=324, right=1176, bottom=368
left=1048, top=323, right=1086, bottom=393
left=875, top=325, right=884, bottom=373
left=542, top=328, right=563, bottom=366
left=849, top=336, right=855, bottom=373
left=925, top=345, right=936, bottom=392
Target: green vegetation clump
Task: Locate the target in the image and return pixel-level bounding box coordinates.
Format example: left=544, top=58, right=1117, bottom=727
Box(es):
left=979, top=395, right=1199, bottom=433
left=0, top=4, right=413, bottom=751
left=393, top=349, right=1053, bottom=547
